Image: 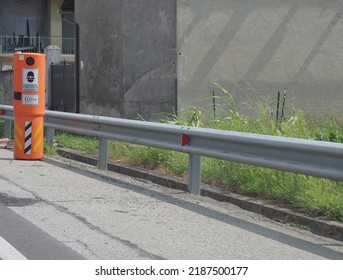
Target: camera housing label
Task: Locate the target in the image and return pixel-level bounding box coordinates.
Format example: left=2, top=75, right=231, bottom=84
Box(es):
left=22, top=69, right=39, bottom=92
left=22, top=94, right=39, bottom=105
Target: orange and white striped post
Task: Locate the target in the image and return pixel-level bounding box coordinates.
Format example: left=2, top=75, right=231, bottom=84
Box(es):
left=13, top=52, right=46, bottom=160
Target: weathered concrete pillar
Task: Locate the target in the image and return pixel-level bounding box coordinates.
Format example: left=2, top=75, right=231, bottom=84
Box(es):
left=75, top=0, right=176, bottom=120
left=44, top=45, right=61, bottom=110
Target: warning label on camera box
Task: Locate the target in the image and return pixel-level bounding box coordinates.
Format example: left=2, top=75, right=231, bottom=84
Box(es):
left=22, top=69, right=39, bottom=92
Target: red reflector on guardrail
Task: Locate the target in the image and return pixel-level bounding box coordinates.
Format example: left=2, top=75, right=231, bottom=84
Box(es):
left=181, top=134, right=190, bottom=146
left=0, top=109, right=5, bottom=116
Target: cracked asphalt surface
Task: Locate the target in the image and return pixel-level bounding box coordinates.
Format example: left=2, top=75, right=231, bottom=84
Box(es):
left=1, top=148, right=343, bottom=259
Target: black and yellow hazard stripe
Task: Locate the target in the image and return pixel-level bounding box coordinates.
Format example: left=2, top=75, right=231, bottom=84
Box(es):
left=14, top=119, right=44, bottom=158
left=14, top=121, right=23, bottom=152
left=24, top=121, right=32, bottom=155
left=33, top=123, right=43, bottom=153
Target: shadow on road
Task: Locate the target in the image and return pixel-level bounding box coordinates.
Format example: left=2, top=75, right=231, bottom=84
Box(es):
left=43, top=156, right=343, bottom=260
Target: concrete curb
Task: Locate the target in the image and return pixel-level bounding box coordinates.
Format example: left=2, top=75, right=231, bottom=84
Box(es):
left=56, top=148, right=343, bottom=242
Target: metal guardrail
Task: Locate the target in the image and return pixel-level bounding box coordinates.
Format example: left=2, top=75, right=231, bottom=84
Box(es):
left=1, top=104, right=343, bottom=194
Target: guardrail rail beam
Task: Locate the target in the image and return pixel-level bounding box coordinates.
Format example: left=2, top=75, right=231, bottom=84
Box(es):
left=1, top=104, right=343, bottom=194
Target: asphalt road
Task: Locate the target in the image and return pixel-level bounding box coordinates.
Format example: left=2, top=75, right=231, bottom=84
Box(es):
left=0, top=148, right=342, bottom=260
left=0, top=204, right=84, bottom=260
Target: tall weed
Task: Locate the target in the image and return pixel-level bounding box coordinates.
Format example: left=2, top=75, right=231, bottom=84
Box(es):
left=160, top=84, right=343, bottom=221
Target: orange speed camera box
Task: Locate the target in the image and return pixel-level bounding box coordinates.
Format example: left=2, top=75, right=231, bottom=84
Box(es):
left=13, top=52, right=46, bottom=160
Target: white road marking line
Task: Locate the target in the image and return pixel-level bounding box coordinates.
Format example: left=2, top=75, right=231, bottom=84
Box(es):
left=0, top=236, right=27, bottom=260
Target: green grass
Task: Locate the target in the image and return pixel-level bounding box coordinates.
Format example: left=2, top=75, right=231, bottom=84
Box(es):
left=42, top=86, right=343, bottom=222
left=0, top=120, right=4, bottom=137
left=55, top=132, right=99, bottom=155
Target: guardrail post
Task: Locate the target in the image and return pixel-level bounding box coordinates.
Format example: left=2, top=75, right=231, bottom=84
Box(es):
left=4, top=120, right=12, bottom=138
left=188, top=154, right=201, bottom=194
left=45, top=128, right=55, bottom=145
left=98, top=138, right=108, bottom=170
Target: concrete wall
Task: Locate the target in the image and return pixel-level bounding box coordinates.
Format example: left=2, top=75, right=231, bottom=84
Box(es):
left=74, top=0, right=343, bottom=120
left=122, top=0, right=177, bottom=120
left=177, top=0, right=343, bottom=119
left=76, top=0, right=176, bottom=120
left=76, top=0, right=124, bottom=118
left=0, top=70, right=13, bottom=105
left=49, top=0, right=62, bottom=46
